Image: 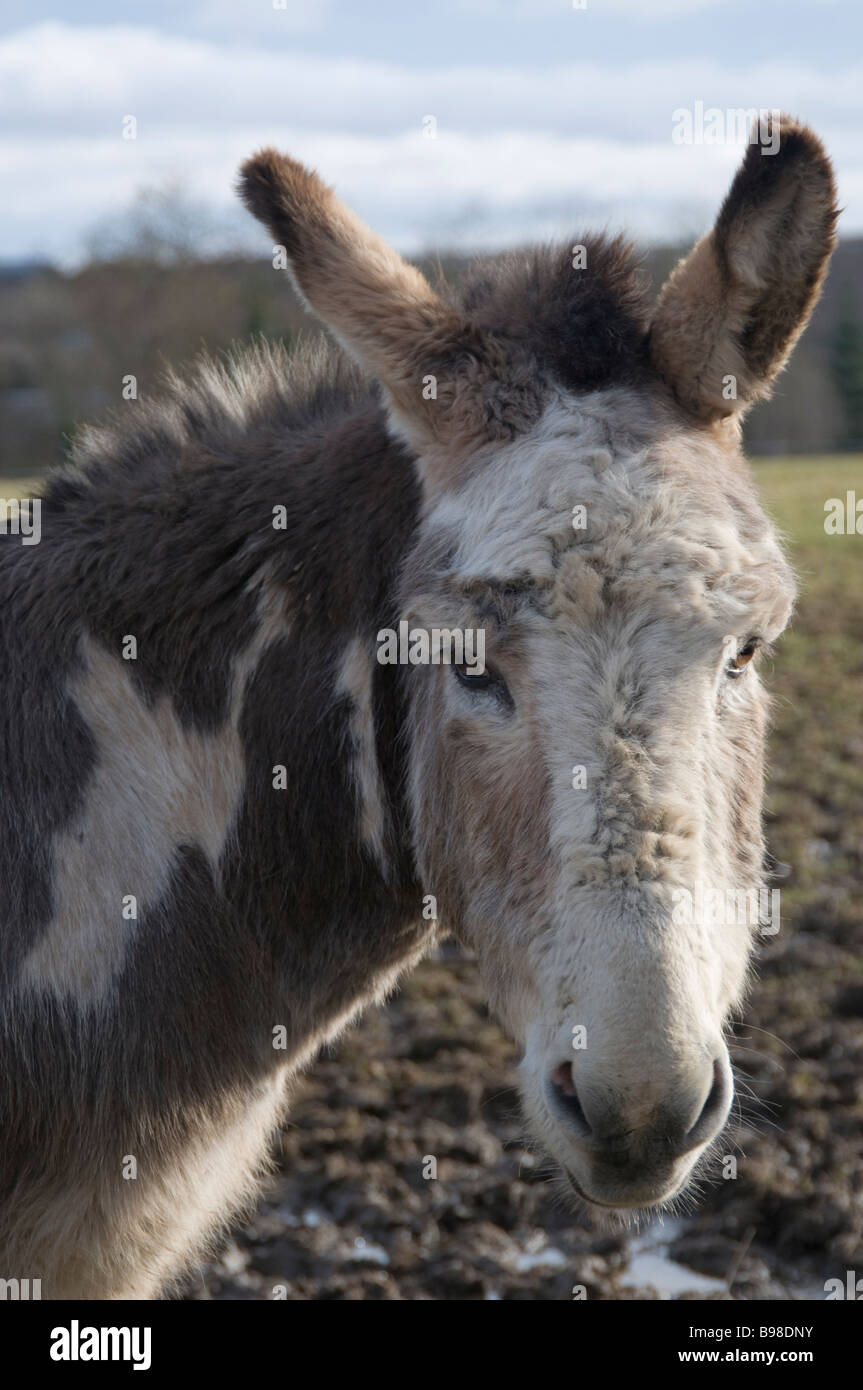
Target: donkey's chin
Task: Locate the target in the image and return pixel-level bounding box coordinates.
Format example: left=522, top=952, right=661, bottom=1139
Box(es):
left=558, top=1159, right=696, bottom=1217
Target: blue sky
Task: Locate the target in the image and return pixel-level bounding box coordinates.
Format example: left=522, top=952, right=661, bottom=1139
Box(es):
left=1, top=0, right=861, bottom=263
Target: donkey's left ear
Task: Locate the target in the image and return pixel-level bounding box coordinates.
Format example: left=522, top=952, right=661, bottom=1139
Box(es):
left=650, top=115, right=839, bottom=421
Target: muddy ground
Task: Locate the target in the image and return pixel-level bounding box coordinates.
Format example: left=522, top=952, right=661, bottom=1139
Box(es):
left=182, top=925, right=861, bottom=1301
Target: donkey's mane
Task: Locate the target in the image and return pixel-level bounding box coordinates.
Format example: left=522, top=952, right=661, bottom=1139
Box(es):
left=50, top=335, right=372, bottom=506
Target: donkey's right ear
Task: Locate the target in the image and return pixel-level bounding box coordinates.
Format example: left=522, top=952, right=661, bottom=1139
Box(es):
left=239, top=149, right=500, bottom=455
left=649, top=116, right=838, bottom=421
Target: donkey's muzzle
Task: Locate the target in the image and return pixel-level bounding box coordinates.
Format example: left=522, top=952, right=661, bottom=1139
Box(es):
left=547, top=1049, right=733, bottom=1206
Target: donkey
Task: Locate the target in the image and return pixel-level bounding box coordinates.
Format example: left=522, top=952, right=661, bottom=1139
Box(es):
left=0, top=116, right=836, bottom=1299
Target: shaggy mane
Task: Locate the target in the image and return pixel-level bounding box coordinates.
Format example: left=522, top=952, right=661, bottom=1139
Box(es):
left=45, top=336, right=371, bottom=509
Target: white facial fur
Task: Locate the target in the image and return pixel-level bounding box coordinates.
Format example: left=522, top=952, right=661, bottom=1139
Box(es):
left=403, top=389, right=795, bottom=1211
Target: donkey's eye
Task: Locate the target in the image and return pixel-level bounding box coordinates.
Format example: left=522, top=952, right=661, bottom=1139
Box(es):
left=453, top=663, right=513, bottom=709
left=455, top=665, right=493, bottom=690
left=727, top=637, right=761, bottom=676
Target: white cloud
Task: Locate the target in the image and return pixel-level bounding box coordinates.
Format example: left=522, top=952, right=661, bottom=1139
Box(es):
left=190, top=0, right=334, bottom=37
left=456, top=0, right=725, bottom=14
left=2, top=23, right=861, bottom=140
left=0, top=21, right=860, bottom=261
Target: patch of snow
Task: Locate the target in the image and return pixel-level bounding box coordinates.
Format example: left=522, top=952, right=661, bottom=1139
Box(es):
left=350, top=1237, right=389, bottom=1266
left=514, top=1246, right=568, bottom=1273
left=618, top=1219, right=726, bottom=1299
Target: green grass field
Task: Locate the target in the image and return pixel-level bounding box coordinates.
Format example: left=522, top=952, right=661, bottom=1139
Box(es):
left=751, top=457, right=863, bottom=933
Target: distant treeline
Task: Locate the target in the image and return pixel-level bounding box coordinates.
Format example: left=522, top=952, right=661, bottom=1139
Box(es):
left=1, top=238, right=862, bottom=478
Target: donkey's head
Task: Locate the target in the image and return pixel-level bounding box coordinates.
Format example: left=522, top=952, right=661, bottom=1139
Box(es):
left=241, top=118, right=836, bottom=1212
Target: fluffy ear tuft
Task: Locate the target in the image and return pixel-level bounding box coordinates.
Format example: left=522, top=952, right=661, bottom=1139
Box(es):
left=650, top=115, right=839, bottom=421
left=238, top=149, right=515, bottom=456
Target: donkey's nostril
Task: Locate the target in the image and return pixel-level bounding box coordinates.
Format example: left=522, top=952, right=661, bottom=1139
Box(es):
left=550, top=1062, right=591, bottom=1134
left=684, top=1055, right=732, bottom=1148
left=547, top=1051, right=733, bottom=1157
left=551, top=1061, right=577, bottom=1097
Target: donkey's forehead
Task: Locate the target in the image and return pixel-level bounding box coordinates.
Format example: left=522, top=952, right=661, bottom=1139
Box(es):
left=420, top=397, right=795, bottom=635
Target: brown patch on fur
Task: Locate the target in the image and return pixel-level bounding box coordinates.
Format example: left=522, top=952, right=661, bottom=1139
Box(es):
left=650, top=114, right=838, bottom=421
left=401, top=615, right=554, bottom=1027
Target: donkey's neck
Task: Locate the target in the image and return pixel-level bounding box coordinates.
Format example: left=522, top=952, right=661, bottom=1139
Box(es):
left=9, top=378, right=429, bottom=1091
left=222, top=401, right=430, bottom=1052
left=180, top=397, right=430, bottom=1064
